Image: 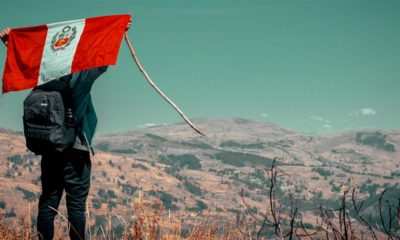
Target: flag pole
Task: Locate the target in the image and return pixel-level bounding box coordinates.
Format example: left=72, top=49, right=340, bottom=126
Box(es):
left=124, top=32, right=205, bottom=136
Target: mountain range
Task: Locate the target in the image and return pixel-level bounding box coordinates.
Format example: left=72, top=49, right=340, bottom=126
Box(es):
left=0, top=118, right=399, bottom=234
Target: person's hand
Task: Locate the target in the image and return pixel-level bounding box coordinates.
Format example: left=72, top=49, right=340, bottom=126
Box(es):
left=0, top=28, right=11, bottom=46
left=126, top=18, right=132, bottom=31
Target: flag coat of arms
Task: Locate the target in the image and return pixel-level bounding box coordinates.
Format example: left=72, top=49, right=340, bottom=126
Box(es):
left=2, top=14, right=131, bottom=93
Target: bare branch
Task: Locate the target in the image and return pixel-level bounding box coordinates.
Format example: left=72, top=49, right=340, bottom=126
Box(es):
left=379, top=189, right=393, bottom=239
left=268, top=159, right=282, bottom=237
left=296, top=220, right=317, bottom=240
left=240, top=188, right=265, bottom=224
left=351, top=188, right=377, bottom=240
left=124, top=32, right=205, bottom=136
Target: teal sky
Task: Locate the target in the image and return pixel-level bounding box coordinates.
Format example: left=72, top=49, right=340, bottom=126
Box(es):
left=0, top=0, right=399, bottom=135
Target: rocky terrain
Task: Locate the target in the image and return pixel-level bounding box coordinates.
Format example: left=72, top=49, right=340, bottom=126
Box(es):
left=0, top=118, right=399, bottom=235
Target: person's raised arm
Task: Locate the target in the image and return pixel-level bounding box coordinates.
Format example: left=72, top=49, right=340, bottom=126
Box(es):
left=0, top=28, right=11, bottom=47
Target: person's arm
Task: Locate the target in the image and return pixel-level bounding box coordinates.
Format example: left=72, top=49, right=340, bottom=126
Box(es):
left=0, top=28, right=11, bottom=46
left=69, top=66, right=107, bottom=94
left=69, top=66, right=107, bottom=122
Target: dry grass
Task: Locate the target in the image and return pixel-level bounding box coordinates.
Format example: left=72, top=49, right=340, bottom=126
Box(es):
left=0, top=214, right=37, bottom=240
left=1, top=187, right=396, bottom=239
left=0, top=195, right=243, bottom=240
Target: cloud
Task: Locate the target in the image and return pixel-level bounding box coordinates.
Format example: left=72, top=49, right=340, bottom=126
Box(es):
left=310, top=115, right=323, bottom=121
left=308, top=115, right=333, bottom=131
left=309, top=115, right=331, bottom=123
left=349, top=108, right=377, bottom=117
left=261, top=113, right=268, bottom=118
left=137, top=123, right=156, bottom=128
left=360, top=108, right=377, bottom=115
left=323, top=124, right=331, bottom=129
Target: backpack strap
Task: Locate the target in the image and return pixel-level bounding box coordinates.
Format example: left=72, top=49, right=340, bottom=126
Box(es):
left=58, top=74, right=74, bottom=111
left=34, top=75, right=74, bottom=112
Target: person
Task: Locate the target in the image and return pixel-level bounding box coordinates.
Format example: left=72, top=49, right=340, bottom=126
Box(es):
left=0, top=18, right=131, bottom=240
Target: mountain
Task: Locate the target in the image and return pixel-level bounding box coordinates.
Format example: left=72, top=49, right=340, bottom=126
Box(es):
left=0, top=118, right=399, bottom=234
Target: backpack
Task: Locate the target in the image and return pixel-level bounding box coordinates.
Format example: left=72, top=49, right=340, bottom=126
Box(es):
left=23, top=75, right=76, bottom=155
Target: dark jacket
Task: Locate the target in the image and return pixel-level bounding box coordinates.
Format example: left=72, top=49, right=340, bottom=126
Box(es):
left=69, top=66, right=108, bottom=154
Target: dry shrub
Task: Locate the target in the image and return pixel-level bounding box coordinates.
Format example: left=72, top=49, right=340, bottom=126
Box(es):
left=118, top=195, right=241, bottom=239
left=0, top=214, right=37, bottom=240
left=186, top=221, right=243, bottom=240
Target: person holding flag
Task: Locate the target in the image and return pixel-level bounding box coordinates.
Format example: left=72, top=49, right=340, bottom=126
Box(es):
left=1, top=15, right=131, bottom=240
left=2, top=12, right=203, bottom=240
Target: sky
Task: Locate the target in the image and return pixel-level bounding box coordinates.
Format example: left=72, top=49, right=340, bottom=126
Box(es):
left=0, top=0, right=399, bottom=135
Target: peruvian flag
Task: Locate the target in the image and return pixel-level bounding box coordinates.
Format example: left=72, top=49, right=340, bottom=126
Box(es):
left=2, top=14, right=131, bottom=93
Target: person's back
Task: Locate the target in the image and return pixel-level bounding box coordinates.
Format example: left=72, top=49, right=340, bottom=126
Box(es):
left=36, top=67, right=105, bottom=240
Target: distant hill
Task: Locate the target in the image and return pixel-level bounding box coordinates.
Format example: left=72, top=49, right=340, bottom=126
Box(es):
left=1, top=118, right=399, bottom=234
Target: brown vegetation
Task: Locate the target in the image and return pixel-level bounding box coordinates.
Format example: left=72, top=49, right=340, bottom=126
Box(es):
left=1, top=159, right=399, bottom=239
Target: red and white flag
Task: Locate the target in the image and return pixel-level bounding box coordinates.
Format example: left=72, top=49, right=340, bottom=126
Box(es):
left=2, top=14, right=131, bottom=93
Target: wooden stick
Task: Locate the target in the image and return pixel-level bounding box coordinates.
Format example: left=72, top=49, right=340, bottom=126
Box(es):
left=124, top=32, right=205, bottom=136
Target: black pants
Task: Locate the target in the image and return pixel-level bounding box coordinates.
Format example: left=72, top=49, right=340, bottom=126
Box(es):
left=37, top=148, right=91, bottom=240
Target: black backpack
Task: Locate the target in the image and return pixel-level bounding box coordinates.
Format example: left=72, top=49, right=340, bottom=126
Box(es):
left=23, top=75, right=76, bottom=155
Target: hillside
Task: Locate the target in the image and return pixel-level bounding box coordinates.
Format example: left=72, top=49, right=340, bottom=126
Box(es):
left=0, top=118, right=399, bottom=237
